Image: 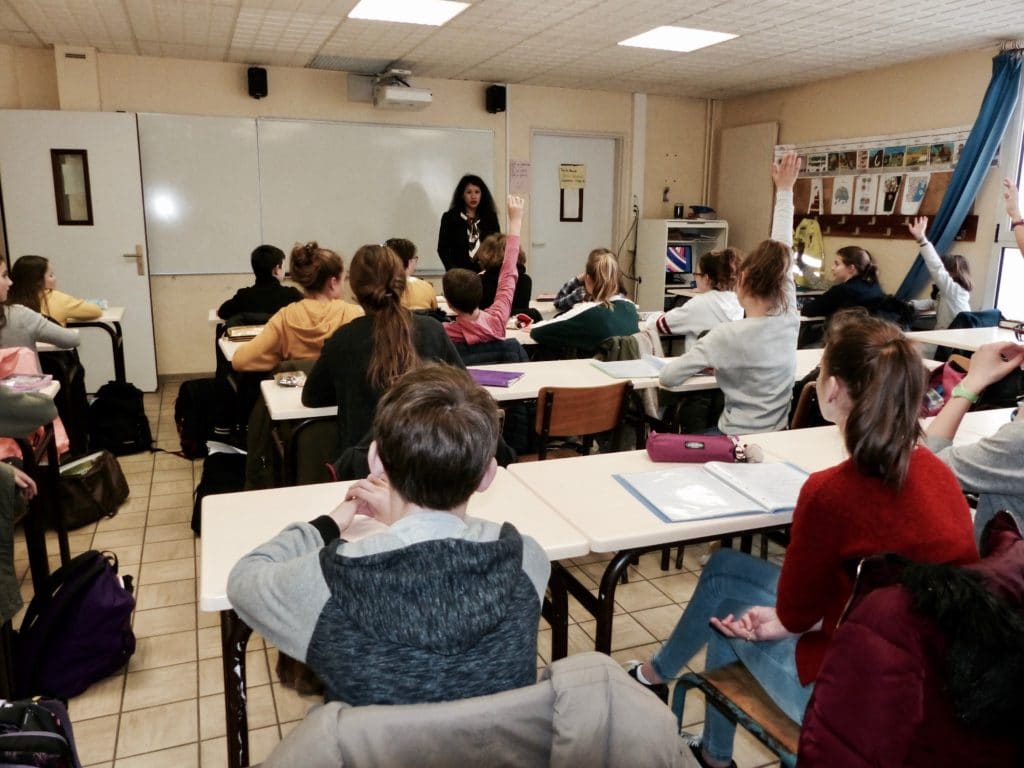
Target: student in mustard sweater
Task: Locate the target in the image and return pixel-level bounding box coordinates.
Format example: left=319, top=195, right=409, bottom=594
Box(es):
left=443, top=195, right=524, bottom=345
left=627, top=309, right=977, bottom=768
left=7, top=255, right=102, bottom=326
left=529, top=248, right=639, bottom=355
left=386, top=238, right=438, bottom=312
left=232, top=242, right=363, bottom=371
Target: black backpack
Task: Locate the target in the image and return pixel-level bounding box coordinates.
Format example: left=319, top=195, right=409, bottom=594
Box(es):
left=191, top=452, right=247, bottom=535
left=89, top=381, right=153, bottom=455
left=16, top=551, right=136, bottom=700
left=174, top=377, right=219, bottom=459
left=0, top=697, right=83, bottom=768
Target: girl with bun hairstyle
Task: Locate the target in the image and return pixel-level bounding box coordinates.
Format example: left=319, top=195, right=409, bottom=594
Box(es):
left=232, top=241, right=363, bottom=372
left=7, top=255, right=102, bottom=325
left=529, top=248, right=640, bottom=355
left=303, top=244, right=462, bottom=449
left=654, top=248, right=744, bottom=350
left=800, top=245, right=883, bottom=318
left=631, top=308, right=977, bottom=768
left=659, top=154, right=801, bottom=434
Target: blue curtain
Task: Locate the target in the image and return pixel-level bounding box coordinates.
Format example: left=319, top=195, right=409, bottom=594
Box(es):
left=896, top=50, right=1024, bottom=300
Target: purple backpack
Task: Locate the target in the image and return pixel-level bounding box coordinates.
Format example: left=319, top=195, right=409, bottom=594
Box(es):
left=0, top=697, right=82, bottom=768
left=16, top=550, right=135, bottom=700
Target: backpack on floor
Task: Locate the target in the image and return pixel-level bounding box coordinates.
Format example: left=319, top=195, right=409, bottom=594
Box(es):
left=89, top=381, right=153, bottom=455
left=191, top=451, right=247, bottom=535
left=0, top=697, right=83, bottom=768
left=15, top=550, right=135, bottom=700
left=174, top=377, right=219, bottom=459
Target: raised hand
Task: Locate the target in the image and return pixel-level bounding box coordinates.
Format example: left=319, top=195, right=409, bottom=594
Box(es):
left=1003, top=178, right=1022, bottom=220
left=907, top=216, right=928, bottom=241
left=772, top=152, right=801, bottom=192
left=507, top=194, right=525, bottom=235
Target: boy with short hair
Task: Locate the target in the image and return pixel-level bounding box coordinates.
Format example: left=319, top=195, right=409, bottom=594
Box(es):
left=217, top=244, right=303, bottom=320
left=443, top=195, right=524, bottom=345
left=227, top=363, right=549, bottom=706
left=386, top=237, right=439, bottom=311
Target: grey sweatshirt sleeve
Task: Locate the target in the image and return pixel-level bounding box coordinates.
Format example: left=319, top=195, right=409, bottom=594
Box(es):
left=771, top=190, right=798, bottom=316
left=659, top=334, right=714, bottom=388
left=32, top=312, right=80, bottom=348
left=0, top=388, right=58, bottom=437
left=520, top=535, right=551, bottom=605
left=925, top=420, right=1024, bottom=496
left=226, top=521, right=333, bottom=662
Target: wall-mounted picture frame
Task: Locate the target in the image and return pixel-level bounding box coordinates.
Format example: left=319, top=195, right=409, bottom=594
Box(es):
left=50, top=148, right=94, bottom=226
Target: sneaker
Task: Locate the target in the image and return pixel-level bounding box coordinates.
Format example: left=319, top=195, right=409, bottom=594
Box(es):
left=624, top=660, right=669, bottom=703
left=679, top=731, right=737, bottom=768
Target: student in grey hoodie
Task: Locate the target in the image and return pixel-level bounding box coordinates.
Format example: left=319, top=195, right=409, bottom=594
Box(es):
left=227, top=363, right=549, bottom=706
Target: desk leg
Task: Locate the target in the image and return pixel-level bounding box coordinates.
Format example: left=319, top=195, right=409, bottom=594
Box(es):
left=543, top=563, right=569, bottom=660
left=111, top=321, right=126, bottom=384
left=221, top=609, right=253, bottom=768
left=593, top=551, right=636, bottom=654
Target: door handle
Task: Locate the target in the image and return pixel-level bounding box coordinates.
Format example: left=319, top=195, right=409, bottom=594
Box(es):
left=122, top=244, right=145, bottom=276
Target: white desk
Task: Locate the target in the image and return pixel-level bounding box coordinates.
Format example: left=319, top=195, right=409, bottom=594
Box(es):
left=260, top=379, right=334, bottom=420
left=905, top=326, right=1019, bottom=351
left=509, top=449, right=797, bottom=653
left=200, top=469, right=588, bottom=768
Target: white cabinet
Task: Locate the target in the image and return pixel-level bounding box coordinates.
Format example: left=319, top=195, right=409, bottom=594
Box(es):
left=635, top=219, right=728, bottom=311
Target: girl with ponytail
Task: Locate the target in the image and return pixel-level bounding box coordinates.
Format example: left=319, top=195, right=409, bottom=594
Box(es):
left=303, top=244, right=463, bottom=449
left=628, top=307, right=977, bottom=768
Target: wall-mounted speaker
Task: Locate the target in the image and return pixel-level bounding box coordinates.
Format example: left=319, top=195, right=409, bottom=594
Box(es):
left=248, top=67, right=268, bottom=99
left=485, top=84, right=506, bottom=114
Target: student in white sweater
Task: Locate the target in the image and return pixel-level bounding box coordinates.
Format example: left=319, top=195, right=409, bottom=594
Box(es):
left=906, top=216, right=971, bottom=330
left=654, top=249, right=743, bottom=350
left=659, top=153, right=801, bottom=435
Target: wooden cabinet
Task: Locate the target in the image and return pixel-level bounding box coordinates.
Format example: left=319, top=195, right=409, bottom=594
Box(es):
left=635, top=219, right=728, bottom=311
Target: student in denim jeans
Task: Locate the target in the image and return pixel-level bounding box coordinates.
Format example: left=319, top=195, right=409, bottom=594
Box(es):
left=626, top=309, right=978, bottom=768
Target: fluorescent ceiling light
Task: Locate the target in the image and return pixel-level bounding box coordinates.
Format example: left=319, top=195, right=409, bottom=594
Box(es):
left=348, top=0, right=470, bottom=26
left=619, top=26, right=737, bottom=53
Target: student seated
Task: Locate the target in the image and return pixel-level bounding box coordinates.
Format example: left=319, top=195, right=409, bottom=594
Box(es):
left=654, top=248, right=743, bottom=350
left=800, top=245, right=883, bottom=318
left=218, top=244, right=303, bottom=321
left=8, top=255, right=102, bottom=325
left=529, top=248, right=639, bottom=356
left=227, top=364, right=549, bottom=706
left=905, top=216, right=972, bottom=330
left=924, top=339, right=1024, bottom=535
left=385, top=238, right=438, bottom=312
left=0, top=260, right=80, bottom=366
left=478, top=241, right=532, bottom=318
left=302, top=244, right=463, bottom=451
left=659, top=154, right=801, bottom=435
left=232, top=242, right=363, bottom=372
left=443, top=195, right=524, bottom=345
left=628, top=309, right=977, bottom=768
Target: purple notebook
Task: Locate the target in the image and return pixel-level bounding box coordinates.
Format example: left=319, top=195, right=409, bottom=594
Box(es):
left=468, top=369, right=525, bottom=388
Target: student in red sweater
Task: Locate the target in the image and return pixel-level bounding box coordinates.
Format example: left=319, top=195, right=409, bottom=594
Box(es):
left=626, top=308, right=978, bottom=768
left=443, top=195, right=524, bottom=345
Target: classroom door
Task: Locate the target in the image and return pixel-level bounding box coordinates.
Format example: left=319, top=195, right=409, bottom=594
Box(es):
left=0, top=110, right=157, bottom=391
left=530, top=133, right=618, bottom=294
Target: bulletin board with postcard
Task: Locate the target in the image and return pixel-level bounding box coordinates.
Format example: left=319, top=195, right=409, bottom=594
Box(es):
left=774, top=127, right=992, bottom=241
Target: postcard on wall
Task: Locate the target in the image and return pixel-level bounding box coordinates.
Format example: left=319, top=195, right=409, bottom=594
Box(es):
left=868, top=148, right=884, bottom=168
left=855, top=175, right=878, bottom=216
left=900, top=173, right=930, bottom=215
left=883, top=146, right=906, bottom=167
left=827, top=153, right=840, bottom=173
left=876, top=174, right=904, bottom=215
left=807, top=153, right=828, bottom=174
left=856, top=150, right=869, bottom=170
left=831, top=176, right=854, bottom=215
left=509, top=159, right=530, bottom=195
left=929, top=142, right=955, bottom=168
left=905, top=145, right=930, bottom=168
left=836, top=151, right=858, bottom=172
left=807, top=178, right=824, bottom=214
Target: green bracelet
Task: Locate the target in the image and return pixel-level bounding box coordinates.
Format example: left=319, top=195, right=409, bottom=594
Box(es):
left=951, top=382, right=980, bottom=404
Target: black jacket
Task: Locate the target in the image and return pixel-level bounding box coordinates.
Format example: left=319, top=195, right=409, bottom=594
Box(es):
left=218, top=277, right=303, bottom=320
left=801, top=276, right=883, bottom=318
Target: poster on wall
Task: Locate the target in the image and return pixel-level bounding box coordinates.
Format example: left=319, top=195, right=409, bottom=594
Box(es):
left=831, top=176, right=854, bottom=215
left=877, top=174, right=904, bottom=215
left=855, top=175, right=878, bottom=215
left=807, top=178, right=824, bottom=214
left=900, top=173, right=930, bottom=215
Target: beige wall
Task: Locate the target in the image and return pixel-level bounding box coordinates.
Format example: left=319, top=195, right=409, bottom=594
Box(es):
left=643, top=95, right=712, bottom=220
left=0, top=44, right=58, bottom=109
left=719, top=47, right=1005, bottom=303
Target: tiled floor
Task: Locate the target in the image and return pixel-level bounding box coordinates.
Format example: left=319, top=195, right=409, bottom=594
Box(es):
left=13, top=377, right=783, bottom=767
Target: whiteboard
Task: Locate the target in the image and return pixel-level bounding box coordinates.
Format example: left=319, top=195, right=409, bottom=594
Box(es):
left=257, top=118, right=494, bottom=274
left=138, top=113, right=261, bottom=275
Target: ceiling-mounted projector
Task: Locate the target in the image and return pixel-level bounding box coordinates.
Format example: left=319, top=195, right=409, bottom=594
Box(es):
left=373, top=83, right=432, bottom=109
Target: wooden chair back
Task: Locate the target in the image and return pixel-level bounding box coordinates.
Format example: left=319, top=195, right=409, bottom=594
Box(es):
left=789, top=379, right=819, bottom=430
left=532, top=381, right=632, bottom=460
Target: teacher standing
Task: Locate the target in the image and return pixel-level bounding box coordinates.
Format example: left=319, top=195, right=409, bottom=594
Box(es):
left=437, top=174, right=500, bottom=272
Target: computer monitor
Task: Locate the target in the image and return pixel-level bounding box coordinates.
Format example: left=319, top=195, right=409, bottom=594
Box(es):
left=665, top=244, right=691, bottom=285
